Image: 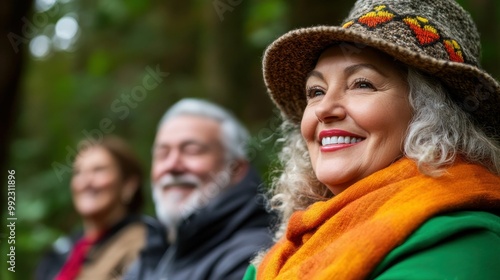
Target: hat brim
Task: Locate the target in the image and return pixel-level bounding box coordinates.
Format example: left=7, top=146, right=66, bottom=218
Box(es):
left=263, top=26, right=500, bottom=138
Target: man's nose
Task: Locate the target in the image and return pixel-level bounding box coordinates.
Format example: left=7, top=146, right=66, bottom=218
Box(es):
left=163, top=149, right=186, bottom=175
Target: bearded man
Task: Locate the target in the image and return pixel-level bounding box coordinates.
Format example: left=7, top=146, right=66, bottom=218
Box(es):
left=125, top=98, right=274, bottom=280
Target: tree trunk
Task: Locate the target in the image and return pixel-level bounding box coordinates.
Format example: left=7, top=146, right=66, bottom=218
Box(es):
left=0, top=0, right=33, bottom=214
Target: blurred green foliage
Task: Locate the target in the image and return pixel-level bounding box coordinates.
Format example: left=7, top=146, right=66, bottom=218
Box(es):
left=2, top=0, right=499, bottom=279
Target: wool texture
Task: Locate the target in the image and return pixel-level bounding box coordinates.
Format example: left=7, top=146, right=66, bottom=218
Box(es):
left=257, top=157, right=500, bottom=280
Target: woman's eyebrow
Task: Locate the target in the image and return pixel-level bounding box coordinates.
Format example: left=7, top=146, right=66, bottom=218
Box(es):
left=306, top=70, right=325, bottom=82
left=306, top=63, right=388, bottom=83
left=344, top=63, right=388, bottom=78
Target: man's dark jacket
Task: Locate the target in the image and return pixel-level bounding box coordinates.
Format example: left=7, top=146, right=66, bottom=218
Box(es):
left=125, top=167, right=275, bottom=280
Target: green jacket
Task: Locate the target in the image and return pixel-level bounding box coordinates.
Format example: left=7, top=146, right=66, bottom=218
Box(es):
left=244, top=211, right=500, bottom=279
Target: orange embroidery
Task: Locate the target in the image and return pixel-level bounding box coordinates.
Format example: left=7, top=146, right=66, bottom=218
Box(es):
left=403, top=16, right=440, bottom=45
left=443, top=39, right=464, bottom=62
left=358, top=5, right=395, bottom=28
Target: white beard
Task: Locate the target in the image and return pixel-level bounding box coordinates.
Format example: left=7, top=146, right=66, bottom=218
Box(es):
left=152, top=167, right=232, bottom=242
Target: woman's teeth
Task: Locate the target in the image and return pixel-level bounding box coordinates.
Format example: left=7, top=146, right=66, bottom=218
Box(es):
left=321, top=136, right=363, bottom=146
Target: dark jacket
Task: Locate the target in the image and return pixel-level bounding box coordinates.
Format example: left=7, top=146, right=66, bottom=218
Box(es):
left=125, top=167, right=275, bottom=280
left=35, top=216, right=164, bottom=280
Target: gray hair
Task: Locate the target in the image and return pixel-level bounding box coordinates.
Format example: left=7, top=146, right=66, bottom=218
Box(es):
left=405, top=69, right=500, bottom=175
left=158, top=98, right=250, bottom=161
left=266, top=67, right=500, bottom=242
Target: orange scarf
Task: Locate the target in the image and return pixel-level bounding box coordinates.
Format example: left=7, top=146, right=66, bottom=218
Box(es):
left=258, top=158, right=500, bottom=280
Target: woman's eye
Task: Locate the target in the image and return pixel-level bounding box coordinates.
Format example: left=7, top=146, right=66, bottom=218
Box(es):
left=353, top=78, right=375, bottom=90
left=306, top=87, right=325, bottom=99
left=93, top=166, right=109, bottom=174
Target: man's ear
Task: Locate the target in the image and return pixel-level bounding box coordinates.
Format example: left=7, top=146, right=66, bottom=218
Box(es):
left=122, top=176, right=139, bottom=205
left=229, top=160, right=249, bottom=186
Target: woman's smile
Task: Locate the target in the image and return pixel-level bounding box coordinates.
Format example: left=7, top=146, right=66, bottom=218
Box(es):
left=319, top=129, right=365, bottom=152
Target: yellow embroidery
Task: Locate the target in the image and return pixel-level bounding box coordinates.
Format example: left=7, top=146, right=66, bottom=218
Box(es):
left=343, top=21, right=354, bottom=28
left=358, top=5, right=395, bottom=28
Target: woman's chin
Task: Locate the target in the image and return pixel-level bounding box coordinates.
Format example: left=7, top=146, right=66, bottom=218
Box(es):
left=77, top=205, right=108, bottom=220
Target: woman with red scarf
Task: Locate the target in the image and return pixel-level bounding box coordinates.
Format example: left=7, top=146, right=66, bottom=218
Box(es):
left=36, top=136, right=164, bottom=280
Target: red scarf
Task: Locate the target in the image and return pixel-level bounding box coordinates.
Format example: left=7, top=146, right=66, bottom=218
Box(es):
left=55, top=233, right=102, bottom=280
left=257, top=158, right=500, bottom=279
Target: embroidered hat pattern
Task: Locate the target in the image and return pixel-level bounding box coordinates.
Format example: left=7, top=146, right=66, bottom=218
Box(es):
left=343, top=5, right=463, bottom=62
left=262, top=0, right=500, bottom=139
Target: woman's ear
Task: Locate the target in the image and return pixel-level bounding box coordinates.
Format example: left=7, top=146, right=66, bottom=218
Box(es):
left=122, top=176, right=139, bottom=205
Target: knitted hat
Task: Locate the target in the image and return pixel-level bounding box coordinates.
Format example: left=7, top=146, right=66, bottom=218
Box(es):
left=263, top=0, right=500, bottom=139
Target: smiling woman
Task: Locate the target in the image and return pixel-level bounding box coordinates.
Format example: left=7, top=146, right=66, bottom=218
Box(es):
left=36, top=136, right=165, bottom=280
left=71, top=142, right=138, bottom=229
left=245, top=0, right=500, bottom=279
left=301, top=46, right=412, bottom=195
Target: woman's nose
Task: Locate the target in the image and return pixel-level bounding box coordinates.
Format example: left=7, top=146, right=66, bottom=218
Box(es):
left=72, top=171, right=93, bottom=190
left=314, top=90, right=347, bottom=123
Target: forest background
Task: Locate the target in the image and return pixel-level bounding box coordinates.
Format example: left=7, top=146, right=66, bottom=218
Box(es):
left=1, top=0, right=499, bottom=279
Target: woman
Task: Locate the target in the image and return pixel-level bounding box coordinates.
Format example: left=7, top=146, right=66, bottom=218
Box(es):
left=249, top=0, right=500, bottom=279
left=36, top=136, right=165, bottom=280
